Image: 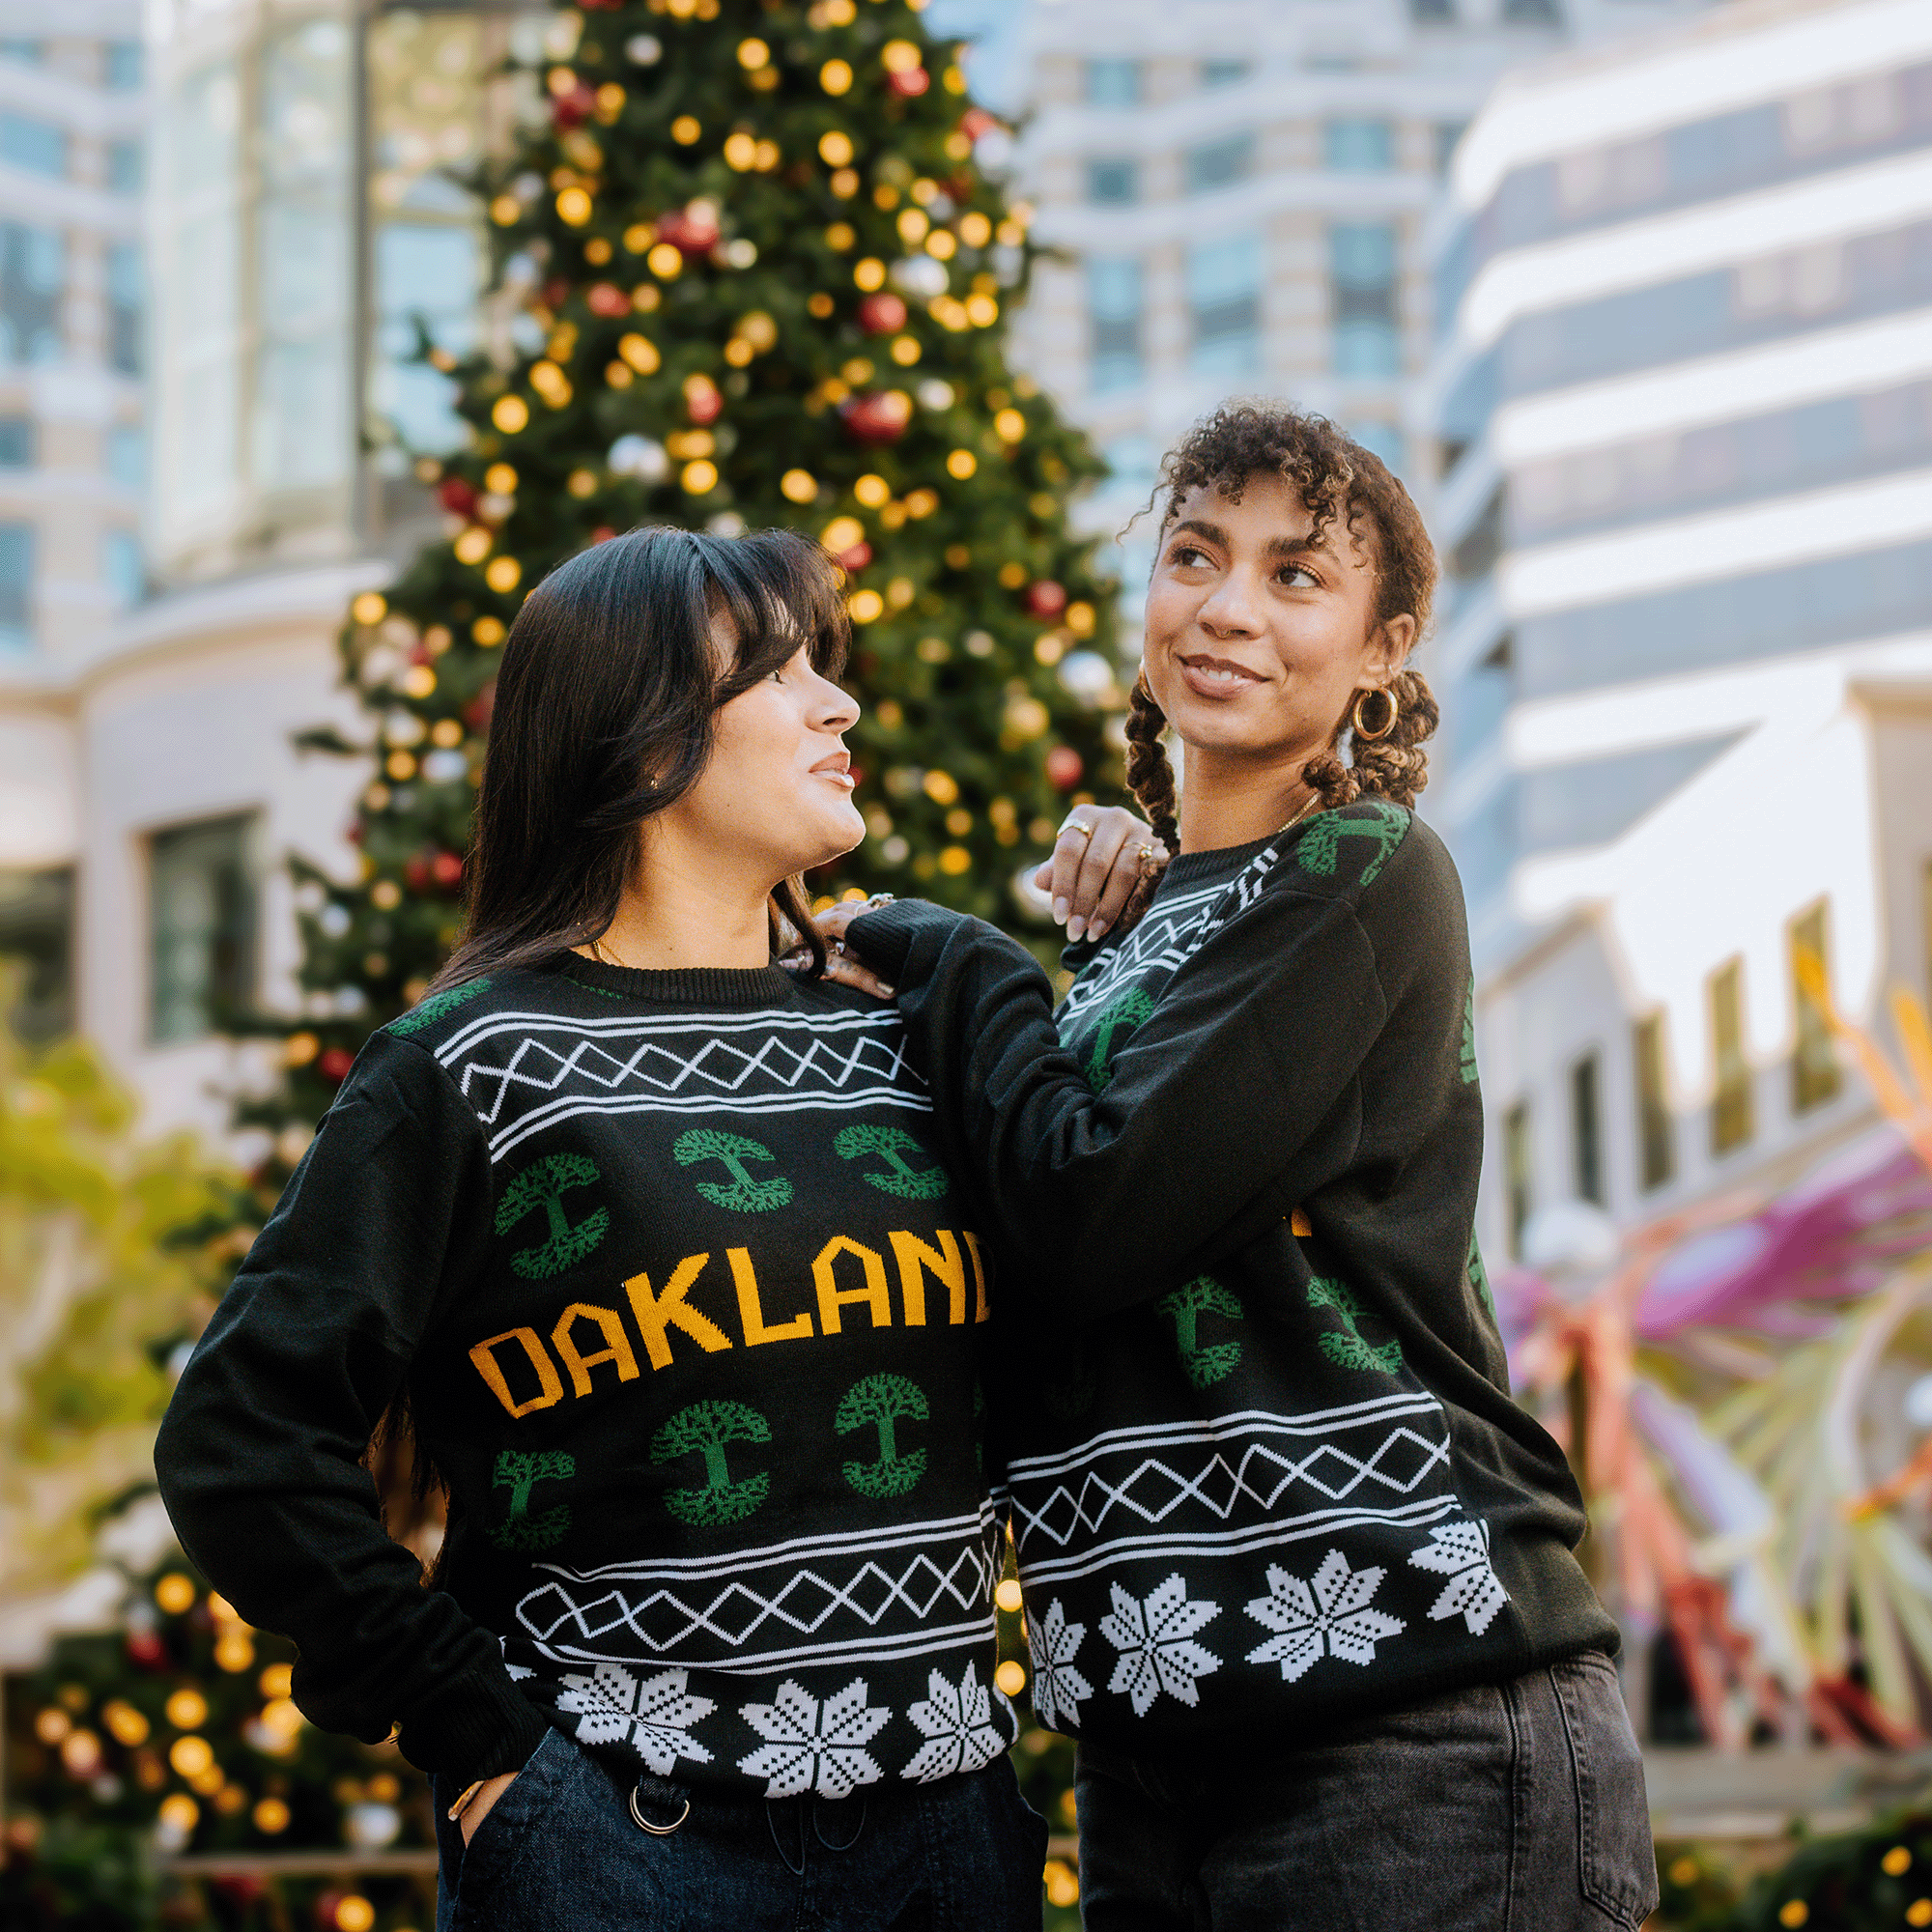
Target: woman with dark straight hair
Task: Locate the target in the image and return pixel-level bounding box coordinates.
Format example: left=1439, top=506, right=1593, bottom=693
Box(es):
left=823, top=407, right=1658, bottom=1932
left=156, top=527, right=1058, bottom=1930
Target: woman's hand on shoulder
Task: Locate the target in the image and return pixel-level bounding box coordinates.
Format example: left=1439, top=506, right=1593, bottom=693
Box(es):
left=794, top=900, right=897, bottom=1001
left=1031, top=804, right=1164, bottom=945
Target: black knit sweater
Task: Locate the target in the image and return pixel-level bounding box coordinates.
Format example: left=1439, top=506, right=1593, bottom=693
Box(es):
left=156, top=959, right=1015, bottom=1798
left=851, top=802, right=1614, bottom=1757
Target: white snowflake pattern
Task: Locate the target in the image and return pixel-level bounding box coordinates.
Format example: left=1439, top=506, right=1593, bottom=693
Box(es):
left=554, top=1662, right=716, bottom=1775
left=1098, top=1574, right=1222, bottom=1717
left=1408, top=1518, right=1510, bottom=1634
left=1027, top=1598, right=1095, bottom=1734
left=737, top=1678, right=892, bottom=1800
left=1244, top=1550, right=1406, bottom=1682
left=899, top=1662, right=1007, bottom=1783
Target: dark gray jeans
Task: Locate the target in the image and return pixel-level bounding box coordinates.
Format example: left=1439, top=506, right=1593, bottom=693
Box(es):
left=1074, top=1653, right=1659, bottom=1932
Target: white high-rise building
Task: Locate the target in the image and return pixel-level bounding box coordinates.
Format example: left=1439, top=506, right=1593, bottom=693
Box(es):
left=1005, top=0, right=1705, bottom=603
left=1424, top=0, right=1932, bottom=1264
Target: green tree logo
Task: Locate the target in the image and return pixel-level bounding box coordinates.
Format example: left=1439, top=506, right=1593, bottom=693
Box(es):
left=673, top=1129, right=793, bottom=1213
left=1465, top=1232, right=1495, bottom=1321
left=833, top=1122, right=948, bottom=1200
left=1156, top=1276, right=1244, bottom=1389
left=1460, top=981, right=1479, bottom=1086
left=1084, top=987, right=1156, bottom=1094
left=650, top=1401, right=773, bottom=1528
left=1308, top=1276, right=1403, bottom=1374
left=488, top=1448, right=576, bottom=1551
left=387, top=977, right=492, bottom=1037
left=495, top=1151, right=609, bottom=1279
left=836, top=1374, right=929, bottom=1499
left=1294, top=803, right=1408, bottom=889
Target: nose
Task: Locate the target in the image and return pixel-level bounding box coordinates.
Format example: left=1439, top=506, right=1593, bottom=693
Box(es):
left=1195, top=566, right=1266, bottom=638
left=808, top=664, right=861, bottom=733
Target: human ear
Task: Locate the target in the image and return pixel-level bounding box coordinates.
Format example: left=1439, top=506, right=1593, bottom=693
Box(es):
left=1363, top=611, right=1417, bottom=684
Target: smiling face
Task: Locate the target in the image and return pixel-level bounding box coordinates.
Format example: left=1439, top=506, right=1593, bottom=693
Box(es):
left=1143, top=471, right=1414, bottom=782
left=650, top=611, right=865, bottom=888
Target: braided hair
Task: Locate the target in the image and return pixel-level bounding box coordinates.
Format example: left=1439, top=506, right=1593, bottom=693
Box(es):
left=1124, top=406, right=1440, bottom=874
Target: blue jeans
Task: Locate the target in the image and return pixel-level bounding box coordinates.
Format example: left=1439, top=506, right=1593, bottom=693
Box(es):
left=433, top=1725, right=1048, bottom=1931
left=1074, top=1653, right=1659, bottom=1932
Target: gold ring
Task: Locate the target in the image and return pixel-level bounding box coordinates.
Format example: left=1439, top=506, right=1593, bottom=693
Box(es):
left=1063, top=819, right=1095, bottom=842
left=1135, top=842, right=1159, bottom=874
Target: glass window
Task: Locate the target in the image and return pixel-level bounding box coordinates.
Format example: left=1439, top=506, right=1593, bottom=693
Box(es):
left=1084, top=59, right=1142, bottom=107
left=107, top=422, right=145, bottom=490
left=1186, top=234, right=1262, bottom=378
left=1788, top=901, right=1840, bottom=1113
left=374, top=222, right=479, bottom=454
left=1503, top=0, right=1561, bottom=19
left=0, top=414, right=31, bottom=466
left=1709, top=957, right=1752, bottom=1154
left=1088, top=257, right=1143, bottom=396
left=0, top=224, right=62, bottom=365
left=1570, top=1053, right=1604, bottom=1204
left=1326, top=119, right=1393, bottom=172
left=1086, top=157, right=1138, bottom=206
left=109, top=140, right=143, bottom=194
left=104, top=41, right=144, bottom=91
left=0, top=40, right=42, bottom=67
left=1185, top=133, right=1255, bottom=196
left=175, top=61, right=240, bottom=196
left=1410, top=0, right=1455, bottom=18
left=1202, top=61, right=1250, bottom=89
left=0, top=113, right=66, bottom=181
left=102, top=527, right=142, bottom=608
left=0, top=867, right=72, bottom=1041
left=1350, top=420, right=1405, bottom=475
left=1331, top=222, right=1401, bottom=379
left=149, top=815, right=257, bottom=1045
left=1634, top=1013, right=1675, bottom=1190
left=1503, top=1101, right=1533, bottom=1259
left=1104, top=432, right=1156, bottom=494
left=0, top=520, right=33, bottom=650
left=1434, top=121, right=1468, bottom=174
left=107, top=242, right=142, bottom=376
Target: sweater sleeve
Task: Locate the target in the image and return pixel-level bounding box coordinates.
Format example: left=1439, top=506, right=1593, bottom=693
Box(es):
left=851, top=878, right=1391, bottom=1323
left=154, top=1031, right=549, bottom=1787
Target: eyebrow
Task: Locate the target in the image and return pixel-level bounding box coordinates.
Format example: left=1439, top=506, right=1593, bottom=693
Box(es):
left=1168, top=518, right=1334, bottom=565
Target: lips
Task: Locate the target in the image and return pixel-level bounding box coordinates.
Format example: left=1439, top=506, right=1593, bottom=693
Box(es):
left=810, top=754, right=856, bottom=789
left=1178, top=652, right=1266, bottom=697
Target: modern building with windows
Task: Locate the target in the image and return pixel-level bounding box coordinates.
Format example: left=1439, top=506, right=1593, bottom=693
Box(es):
left=0, top=3, right=532, bottom=1140
left=1424, top=0, right=1932, bottom=1262
left=1006, top=0, right=1704, bottom=602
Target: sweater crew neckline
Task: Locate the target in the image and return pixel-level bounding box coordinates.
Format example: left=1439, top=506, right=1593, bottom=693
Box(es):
left=558, top=954, right=801, bottom=1009
left=1160, top=830, right=1280, bottom=887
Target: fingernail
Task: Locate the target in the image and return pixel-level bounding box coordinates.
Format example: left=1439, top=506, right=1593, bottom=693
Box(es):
left=879, top=985, right=895, bottom=998
left=1053, top=896, right=1068, bottom=923
left=1066, top=916, right=1086, bottom=942
left=1089, top=920, right=1108, bottom=941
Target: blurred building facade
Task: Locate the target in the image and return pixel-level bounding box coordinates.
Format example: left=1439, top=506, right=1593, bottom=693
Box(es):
left=0, top=5, right=149, bottom=1043
left=1426, top=0, right=1932, bottom=1264
left=1006, top=0, right=1707, bottom=599
left=0, top=1, right=534, bottom=1143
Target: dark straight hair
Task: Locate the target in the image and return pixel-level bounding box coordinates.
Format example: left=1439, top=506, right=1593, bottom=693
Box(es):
left=431, top=526, right=850, bottom=992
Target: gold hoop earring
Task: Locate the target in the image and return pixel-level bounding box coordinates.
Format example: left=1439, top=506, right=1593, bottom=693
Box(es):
left=1351, top=687, right=1398, bottom=742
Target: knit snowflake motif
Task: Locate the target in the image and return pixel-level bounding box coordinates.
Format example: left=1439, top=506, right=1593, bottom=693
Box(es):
left=899, top=1662, right=1007, bottom=1783
left=737, top=1679, right=891, bottom=1801
left=1027, top=1599, right=1095, bottom=1733
left=1408, top=1518, right=1510, bottom=1635
left=1244, top=1550, right=1406, bottom=1682
left=554, top=1662, right=716, bottom=1775
left=1098, top=1575, right=1222, bottom=1717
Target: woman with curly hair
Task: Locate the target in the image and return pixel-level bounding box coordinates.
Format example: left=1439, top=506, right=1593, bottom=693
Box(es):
left=820, top=407, right=1657, bottom=1931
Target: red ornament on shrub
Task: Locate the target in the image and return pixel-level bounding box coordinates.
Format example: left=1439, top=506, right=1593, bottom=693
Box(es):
left=125, top=1631, right=167, bottom=1670
left=542, top=277, right=571, bottom=310
left=961, top=108, right=999, bottom=140
left=1045, top=746, right=1084, bottom=790
left=431, top=851, right=465, bottom=892
left=887, top=67, right=929, bottom=98
left=686, top=380, right=724, bottom=426
left=837, top=542, right=872, bottom=572
left=465, top=681, right=497, bottom=732
left=839, top=390, right=913, bottom=445
left=438, top=476, right=477, bottom=518
left=318, top=1047, right=355, bottom=1085
left=551, top=81, right=596, bottom=129
left=586, top=282, right=631, bottom=318
left=1025, top=580, right=1068, bottom=619
left=656, top=202, right=721, bottom=258
left=855, top=292, right=907, bottom=335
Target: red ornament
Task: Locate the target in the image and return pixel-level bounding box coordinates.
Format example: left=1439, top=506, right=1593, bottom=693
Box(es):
left=837, top=542, right=872, bottom=571
left=961, top=109, right=999, bottom=140
left=318, top=1047, right=355, bottom=1085
left=586, top=282, right=631, bottom=318
left=125, top=1631, right=167, bottom=1670
left=887, top=67, right=929, bottom=98
left=591, top=526, right=617, bottom=545
left=438, top=476, right=477, bottom=518
left=551, top=81, right=596, bottom=129
left=686, top=381, right=724, bottom=426
left=1025, top=580, right=1068, bottom=619
left=1045, top=746, right=1084, bottom=790
left=315, top=1891, right=347, bottom=1932
left=855, top=293, right=908, bottom=335
left=839, top=390, right=913, bottom=445
left=656, top=202, right=722, bottom=258
left=464, top=682, right=497, bottom=731
left=431, top=851, right=465, bottom=891
left=542, top=277, right=571, bottom=310
left=213, top=1877, right=268, bottom=1907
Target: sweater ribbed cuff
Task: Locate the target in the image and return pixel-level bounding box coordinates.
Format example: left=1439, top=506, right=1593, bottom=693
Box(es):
left=396, top=1666, right=551, bottom=1786
left=847, top=899, right=936, bottom=985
